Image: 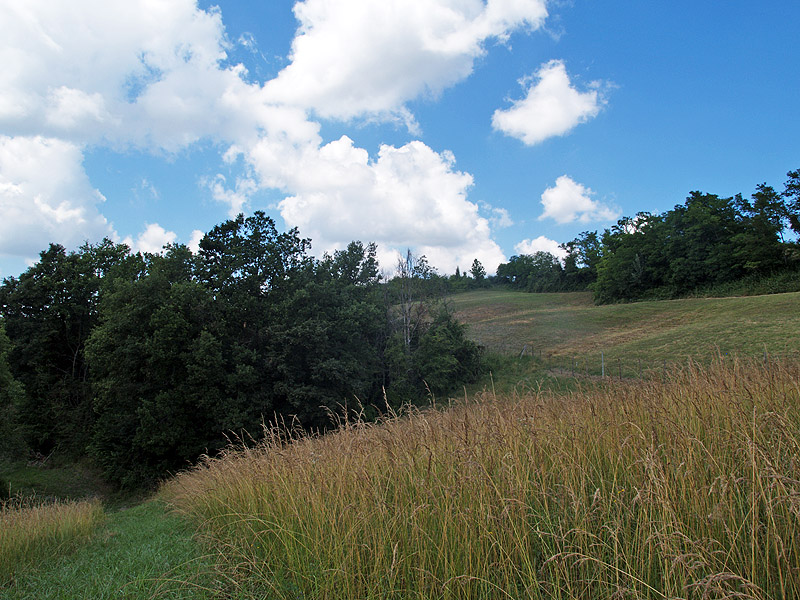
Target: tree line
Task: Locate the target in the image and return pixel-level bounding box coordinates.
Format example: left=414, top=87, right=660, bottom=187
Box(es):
left=496, top=169, right=800, bottom=303
left=0, top=212, right=482, bottom=488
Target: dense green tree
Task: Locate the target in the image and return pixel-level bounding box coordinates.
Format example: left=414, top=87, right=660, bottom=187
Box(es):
left=268, top=242, right=386, bottom=426
left=733, top=186, right=787, bottom=272
left=782, top=169, right=800, bottom=235
left=0, top=240, right=130, bottom=454
left=0, top=322, right=25, bottom=457
left=496, top=252, right=565, bottom=292
left=87, top=246, right=232, bottom=487
left=412, top=308, right=482, bottom=397
left=385, top=251, right=483, bottom=403
left=4, top=215, right=487, bottom=487
left=562, top=231, right=601, bottom=289
left=592, top=213, right=667, bottom=303
left=469, top=259, right=488, bottom=288
left=661, top=193, right=745, bottom=292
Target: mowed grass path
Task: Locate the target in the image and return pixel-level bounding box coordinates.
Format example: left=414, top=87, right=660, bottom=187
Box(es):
left=451, top=289, right=800, bottom=371
left=1, top=501, right=219, bottom=600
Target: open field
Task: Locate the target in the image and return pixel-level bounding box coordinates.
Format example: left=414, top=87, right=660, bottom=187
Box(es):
left=451, top=289, right=800, bottom=374
left=4, top=289, right=800, bottom=598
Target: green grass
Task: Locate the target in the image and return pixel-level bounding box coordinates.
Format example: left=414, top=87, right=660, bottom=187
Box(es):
left=1, top=501, right=222, bottom=600
left=451, top=289, right=800, bottom=375
left=0, top=459, right=112, bottom=505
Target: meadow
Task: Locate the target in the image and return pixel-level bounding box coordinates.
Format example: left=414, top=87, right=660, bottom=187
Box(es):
left=162, top=356, right=800, bottom=599
left=3, top=289, right=800, bottom=598
left=451, top=289, right=800, bottom=375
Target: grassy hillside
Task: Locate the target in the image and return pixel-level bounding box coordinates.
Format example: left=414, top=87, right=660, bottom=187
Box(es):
left=5, top=289, right=800, bottom=598
left=451, top=289, right=800, bottom=374
left=163, top=357, right=800, bottom=599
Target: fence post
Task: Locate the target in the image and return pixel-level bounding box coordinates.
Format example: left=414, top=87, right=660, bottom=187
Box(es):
left=601, top=352, right=605, bottom=378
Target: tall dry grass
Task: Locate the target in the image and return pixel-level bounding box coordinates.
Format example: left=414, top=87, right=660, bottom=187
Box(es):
left=0, top=496, right=105, bottom=584
left=163, top=357, right=800, bottom=599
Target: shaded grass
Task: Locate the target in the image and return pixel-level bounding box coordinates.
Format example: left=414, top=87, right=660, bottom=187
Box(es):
left=0, top=459, right=112, bottom=505
left=2, top=501, right=224, bottom=599
left=163, top=357, right=800, bottom=599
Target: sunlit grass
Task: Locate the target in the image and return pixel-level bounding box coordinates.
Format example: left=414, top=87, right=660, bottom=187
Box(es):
left=0, top=496, right=105, bottom=585
left=451, top=289, right=800, bottom=373
left=163, top=356, right=800, bottom=599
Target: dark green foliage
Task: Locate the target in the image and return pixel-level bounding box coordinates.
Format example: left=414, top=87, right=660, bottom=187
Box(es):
left=0, top=322, right=25, bottom=458
left=86, top=247, right=230, bottom=487
left=0, top=240, right=130, bottom=454
left=1, top=217, right=484, bottom=488
left=384, top=252, right=483, bottom=402
left=562, top=231, right=601, bottom=290
left=268, top=242, right=386, bottom=426
left=496, top=251, right=566, bottom=292
left=498, top=171, right=800, bottom=304
left=592, top=189, right=794, bottom=303
left=469, top=258, right=488, bottom=288
left=413, top=308, right=482, bottom=397
left=781, top=169, right=800, bottom=234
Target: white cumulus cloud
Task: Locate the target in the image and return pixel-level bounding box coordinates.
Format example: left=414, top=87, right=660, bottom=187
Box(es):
left=514, top=235, right=567, bottom=259
left=539, top=175, right=619, bottom=224
left=273, top=137, right=506, bottom=274
left=492, top=59, right=606, bottom=145
left=122, top=223, right=178, bottom=254
left=187, top=229, right=205, bottom=254
left=0, top=0, right=542, bottom=274
left=0, top=135, right=113, bottom=258
left=265, top=0, right=548, bottom=124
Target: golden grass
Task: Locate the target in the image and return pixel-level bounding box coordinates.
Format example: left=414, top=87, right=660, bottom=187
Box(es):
left=0, top=496, right=105, bottom=584
left=163, top=357, right=800, bottom=599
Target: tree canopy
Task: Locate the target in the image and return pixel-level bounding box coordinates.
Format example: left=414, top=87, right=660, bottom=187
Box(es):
left=496, top=170, right=800, bottom=303
left=1, top=216, right=482, bottom=487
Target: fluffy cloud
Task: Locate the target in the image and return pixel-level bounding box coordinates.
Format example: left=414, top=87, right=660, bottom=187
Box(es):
left=265, top=0, right=547, bottom=124
left=0, top=0, right=244, bottom=149
left=492, top=60, right=606, bottom=145
left=1, top=0, right=536, bottom=273
left=514, top=235, right=567, bottom=259
left=0, top=135, right=113, bottom=258
left=122, top=223, right=178, bottom=254
left=539, top=175, right=619, bottom=224
left=187, top=229, right=205, bottom=254
left=273, top=137, right=506, bottom=273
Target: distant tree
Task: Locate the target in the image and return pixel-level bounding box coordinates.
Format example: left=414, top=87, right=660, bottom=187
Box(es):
left=562, top=231, right=601, bottom=289
left=385, top=250, right=482, bottom=403
left=593, top=213, right=667, bottom=303
left=496, top=252, right=564, bottom=292
left=392, top=250, right=442, bottom=349
left=470, top=259, right=487, bottom=286
left=733, top=185, right=787, bottom=271
left=783, top=169, right=800, bottom=235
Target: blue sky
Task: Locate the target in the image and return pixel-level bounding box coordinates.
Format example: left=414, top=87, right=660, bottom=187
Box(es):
left=2, top=0, right=798, bottom=278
